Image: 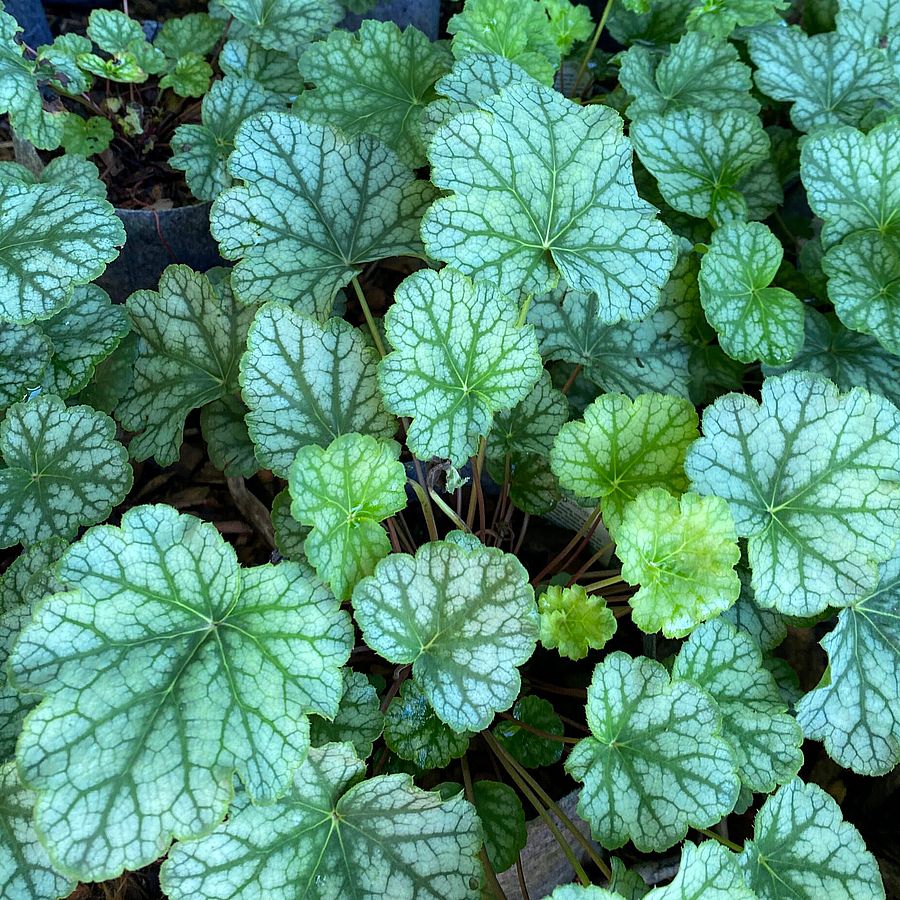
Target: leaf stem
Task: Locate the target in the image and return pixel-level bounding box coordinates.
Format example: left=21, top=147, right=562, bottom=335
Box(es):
left=530, top=506, right=601, bottom=586
left=351, top=275, right=387, bottom=358
left=466, top=439, right=487, bottom=531
left=517, top=293, right=533, bottom=327
left=571, top=0, right=616, bottom=98
left=497, top=712, right=579, bottom=744
left=408, top=478, right=439, bottom=542
left=582, top=574, right=625, bottom=593
left=461, top=755, right=508, bottom=899
left=429, top=485, right=470, bottom=533
left=696, top=827, right=743, bottom=853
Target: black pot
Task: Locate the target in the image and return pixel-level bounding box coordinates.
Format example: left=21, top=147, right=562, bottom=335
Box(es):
left=341, top=0, right=440, bottom=39
left=96, top=202, right=223, bottom=301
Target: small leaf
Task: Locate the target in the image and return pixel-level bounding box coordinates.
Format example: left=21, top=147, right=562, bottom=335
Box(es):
left=310, top=670, right=384, bottom=761
left=0, top=155, right=106, bottom=198
left=59, top=113, right=114, bottom=156
left=240, top=303, right=396, bottom=476
left=721, top=564, right=787, bottom=652
left=155, top=13, right=224, bottom=59
left=86, top=9, right=144, bottom=53
left=160, top=741, right=482, bottom=900
left=494, top=695, right=564, bottom=768
left=159, top=52, right=213, bottom=98
left=116, top=265, right=255, bottom=467
left=288, top=433, right=407, bottom=600
left=0, top=183, right=124, bottom=325
left=739, top=778, right=885, bottom=899
left=0, top=762, right=75, bottom=900
left=216, top=0, right=341, bottom=52
left=685, top=372, right=900, bottom=616
left=631, top=109, right=778, bottom=225
left=617, top=488, right=741, bottom=637
left=550, top=391, right=699, bottom=536
left=212, top=111, right=435, bottom=316
left=219, top=38, right=305, bottom=100
left=75, top=332, right=138, bottom=414
left=619, top=31, right=758, bottom=120
left=200, top=394, right=259, bottom=478
left=673, top=618, right=804, bottom=792
left=649, top=840, right=754, bottom=900
left=0, top=324, right=51, bottom=412
left=384, top=679, right=472, bottom=769
left=538, top=584, right=616, bottom=660
left=748, top=24, right=897, bottom=132
left=472, top=780, right=526, bottom=873
left=796, top=549, right=900, bottom=776
left=296, top=20, right=452, bottom=167
left=12, top=504, right=353, bottom=880
left=353, top=540, right=539, bottom=732
left=379, top=268, right=543, bottom=466
left=0, top=395, right=132, bottom=548
left=685, top=0, right=788, bottom=37
left=698, top=222, right=804, bottom=366
left=566, top=652, right=739, bottom=852
left=423, top=81, right=677, bottom=323
left=270, top=489, right=310, bottom=562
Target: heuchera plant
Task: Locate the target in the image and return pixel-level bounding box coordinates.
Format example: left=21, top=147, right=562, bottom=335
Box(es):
left=0, top=0, right=898, bottom=897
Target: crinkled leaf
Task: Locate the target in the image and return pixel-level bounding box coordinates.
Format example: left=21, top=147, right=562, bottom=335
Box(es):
left=0, top=762, right=75, bottom=900
left=686, top=0, right=788, bottom=36
left=289, top=434, right=407, bottom=600
left=472, top=780, right=526, bottom=873
left=216, top=0, right=341, bottom=52
left=748, top=24, right=897, bottom=132
left=200, top=394, right=259, bottom=478
left=631, top=109, right=778, bottom=225
left=796, top=550, right=900, bottom=775
left=160, top=53, right=213, bottom=98
left=296, top=20, right=452, bottom=168
left=58, top=113, right=114, bottom=157
left=155, top=13, right=225, bottom=59
left=447, top=0, right=560, bottom=84
left=762, top=308, right=900, bottom=408
left=384, top=679, right=472, bottom=769
left=550, top=392, right=698, bottom=535
left=12, top=504, right=353, bottom=880
left=686, top=372, right=900, bottom=616
left=160, top=741, right=482, bottom=900
left=619, top=32, right=758, bottom=120
left=739, top=778, right=885, bottom=899
left=240, top=303, right=396, bottom=476
left=538, top=584, right=616, bottom=660
left=38, top=284, right=129, bottom=398
left=116, top=265, right=255, bottom=467
left=310, top=670, right=384, bottom=760
left=494, top=695, right=564, bottom=768
left=0, top=395, right=132, bottom=548
left=0, top=538, right=66, bottom=759
left=674, top=618, right=804, bottom=792
left=0, top=155, right=106, bottom=198
left=212, top=112, right=435, bottom=317
left=0, top=183, right=124, bottom=324
left=699, top=222, right=804, bottom=365
left=618, top=488, right=741, bottom=637
left=379, top=268, right=542, bottom=466
left=0, top=324, right=50, bottom=412
left=423, top=81, right=677, bottom=323
left=353, top=540, right=539, bottom=732
left=566, top=652, right=739, bottom=852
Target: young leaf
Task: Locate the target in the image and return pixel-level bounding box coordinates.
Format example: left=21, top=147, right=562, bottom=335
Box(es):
left=447, top=0, right=561, bottom=84
left=762, top=307, right=900, bottom=408
left=566, top=652, right=739, bottom=852
left=288, top=433, right=407, bottom=600
left=607, top=0, right=694, bottom=47
left=0, top=762, right=75, bottom=900
left=0, top=538, right=66, bottom=759
left=487, top=370, right=567, bottom=462
left=159, top=53, right=213, bottom=98
left=796, top=550, right=900, bottom=776
left=212, top=111, right=435, bottom=317
left=270, top=489, right=310, bottom=562
left=739, top=778, right=886, bottom=899
left=685, top=372, right=900, bottom=616
left=12, top=505, right=353, bottom=880
left=384, top=680, right=472, bottom=769
left=310, top=669, right=384, bottom=761
left=673, top=618, right=803, bottom=792
left=608, top=857, right=651, bottom=899
left=423, top=81, right=677, bottom=323
left=296, top=20, right=452, bottom=167
left=38, top=284, right=129, bottom=398
left=240, top=303, right=396, bottom=476
left=538, top=584, right=617, bottom=660
left=617, top=488, right=741, bottom=637
left=116, top=265, right=255, bottom=467
left=698, top=222, right=804, bottom=366
left=154, top=13, right=225, bottom=59
left=85, top=9, right=144, bottom=53
left=216, top=0, right=341, bottom=52
left=631, top=109, right=778, bottom=225
left=494, top=695, right=564, bottom=768
left=379, top=268, right=542, bottom=466
left=160, top=741, right=482, bottom=900
left=0, top=395, right=132, bottom=549
left=472, top=780, right=527, bottom=874
left=0, top=183, right=124, bottom=325
left=685, top=0, right=788, bottom=36
left=619, top=32, right=759, bottom=120
left=74, top=332, right=138, bottom=415
left=0, top=324, right=51, bottom=412
left=353, top=540, right=539, bottom=732
left=550, top=392, right=699, bottom=536
left=59, top=113, right=114, bottom=157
